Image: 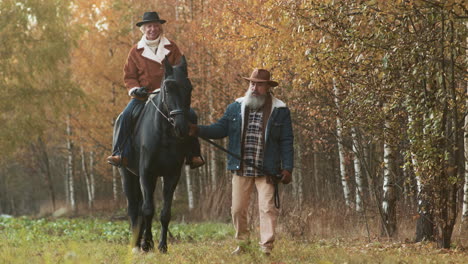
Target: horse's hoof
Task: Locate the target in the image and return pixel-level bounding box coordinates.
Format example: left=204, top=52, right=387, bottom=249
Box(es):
left=141, top=240, right=154, bottom=252
left=158, top=244, right=168, bottom=253
left=131, top=247, right=141, bottom=254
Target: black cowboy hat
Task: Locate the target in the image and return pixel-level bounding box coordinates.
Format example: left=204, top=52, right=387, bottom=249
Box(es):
left=136, top=12, right=166, bottom=27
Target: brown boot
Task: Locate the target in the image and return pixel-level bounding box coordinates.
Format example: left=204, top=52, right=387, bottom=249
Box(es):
left=189, top=156, right=205, bottom=169
left=106, top=155, right=128, bottom=167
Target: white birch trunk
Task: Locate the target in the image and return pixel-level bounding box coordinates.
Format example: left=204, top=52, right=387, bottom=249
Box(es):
left=409, top=111, right=435, bottom=242
left=210, top=148, right=217, bottom=189
left=382, top=116, right=397, bottom=237
left=64, top=160, right=70, bottom=206
left=463, top=124, right=468, bottom=229
left=408, top=115, right=422, bottom=199
left=363, top=143, right=376, bottom=203
left=352, top=127, right=364, bottom=212
left=112, top=166, right=118, bottom=202
left=402, top=160, right=411, bottom=208
left=80, top=146, right=93, bottom=209
left=185, top=165, right=195, bottom=210
left=461, top=22, right=468, bottom=233
left=89, top=151, right=95, bottom=201
left=207, top=68, right=217, bottom=189
left=333, top=78, right=351, bottom=207
left=66, top=115, right=76, bottom=212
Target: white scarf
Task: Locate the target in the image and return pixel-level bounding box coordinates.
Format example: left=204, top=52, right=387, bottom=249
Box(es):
left=144, top=35, right=161, bottom=54
left=137, top=34, right=171, bottom=64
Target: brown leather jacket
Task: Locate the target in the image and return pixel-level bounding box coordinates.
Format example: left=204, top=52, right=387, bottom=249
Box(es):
left=123, top=37, right=182, bottom=93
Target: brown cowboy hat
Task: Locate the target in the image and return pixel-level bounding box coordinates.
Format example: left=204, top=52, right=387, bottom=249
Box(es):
left=136, top=12, right=166, bottom=27
left=242, top=68, right=279, bottom=87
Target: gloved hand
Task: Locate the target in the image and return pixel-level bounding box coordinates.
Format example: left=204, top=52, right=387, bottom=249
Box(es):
left=188, top=123, right=199, bottom=137
left=280, top=170, right=292, bottom=184
left=132, top=87, right=149, bottom=98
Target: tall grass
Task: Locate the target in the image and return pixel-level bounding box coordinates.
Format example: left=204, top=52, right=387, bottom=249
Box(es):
left=1, top=217, right=467, bottom=264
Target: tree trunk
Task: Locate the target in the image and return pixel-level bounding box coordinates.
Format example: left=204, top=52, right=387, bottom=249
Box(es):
left=364, top=142, right=376, bottom=204
left=66, top=115, right=76, bottom=212
left=112, top=166, right=118, bottom=203
left=207, top=76, right=217, bottom=189
left=38, top=137, right=56, bottom=211
left=89, top=151, right=95, bottom=201
left=462, top=148, right=468, bottom=235
left=410, top=113, right=435, bottom=242
left=80, top=145, right=93, bottom=210
left=185, top=165, right=195, bottom=210
left=463, top=104, right=468, bottom=233
left=382, top=117, right=397, bottom=237
left=333, top=79, right=351, bottom=207
left=294, top=134, right=304, bottom=209
left=352, top=127, right=364, bottom=212
left=434, top=16, right=458, bottom=249
left=460, top=20, right=468, bottom=237
left=313, top=141, right=320, bottom=201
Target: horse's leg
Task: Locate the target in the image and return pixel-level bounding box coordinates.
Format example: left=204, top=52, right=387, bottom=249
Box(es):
left=120, top=168, right=143, bottom=251
left=140, top=168, right=158, bottom=252
left=158, top=173, right=181, bottom=253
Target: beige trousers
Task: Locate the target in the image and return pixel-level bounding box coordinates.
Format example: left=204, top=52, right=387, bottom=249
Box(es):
left=231, top=174, right=278, bottom=250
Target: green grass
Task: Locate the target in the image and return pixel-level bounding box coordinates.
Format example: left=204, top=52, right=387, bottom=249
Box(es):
left=1, top=217, right=467, bottom=264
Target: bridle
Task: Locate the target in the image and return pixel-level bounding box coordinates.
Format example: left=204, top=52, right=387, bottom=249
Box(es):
left=149, top=79, right=185, bottom=127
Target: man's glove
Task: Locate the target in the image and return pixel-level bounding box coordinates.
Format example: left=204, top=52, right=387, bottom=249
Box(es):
left=280, top=170, right=292, bottom=184
left=188, top=123, right=199, bottom=137
left=132, top=87, right=149, bottom=98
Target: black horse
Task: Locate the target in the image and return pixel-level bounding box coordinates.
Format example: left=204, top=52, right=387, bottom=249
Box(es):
left=113, top=56, right=192, bottom=253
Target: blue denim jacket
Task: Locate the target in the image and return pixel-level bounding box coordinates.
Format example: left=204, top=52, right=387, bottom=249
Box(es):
left=198, top=96, right=294, bottom=176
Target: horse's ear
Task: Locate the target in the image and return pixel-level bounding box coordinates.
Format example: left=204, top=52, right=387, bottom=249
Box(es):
left=164, top=56, right=173, bottom=77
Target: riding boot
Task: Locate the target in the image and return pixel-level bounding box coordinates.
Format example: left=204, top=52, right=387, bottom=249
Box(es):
left=107, top=98, right=145, bottom=167
left=186, top=137, right=205, bottom=169
left=186, top=108, right=205, bottom=169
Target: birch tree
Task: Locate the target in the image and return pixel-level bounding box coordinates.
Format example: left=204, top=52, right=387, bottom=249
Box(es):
left=459, top=20, right=468, bottom=237
left=463, top=114, right=468, bottom=234
left=185, top=166, right=195, bottom=210
left=89, top=151, right=96, bottom=202
left=382, top=114, right=397, bottom=237
left=352, top=128, right=364, bottom=212
left=66, top=115, right=76, bottom=212
left=333, top=79, right=351, bottom=207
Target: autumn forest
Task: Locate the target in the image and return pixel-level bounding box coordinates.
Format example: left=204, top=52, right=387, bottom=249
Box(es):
left=0, top=0, right=467, bottom=252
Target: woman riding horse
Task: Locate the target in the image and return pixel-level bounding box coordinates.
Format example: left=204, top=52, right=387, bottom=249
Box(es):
left=107, top=11, right=204, bottom=169
left=115, top=56, right=193, bottom=253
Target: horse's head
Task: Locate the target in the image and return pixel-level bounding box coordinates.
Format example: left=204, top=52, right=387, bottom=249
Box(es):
left=161, top=56, right=192, bottom=138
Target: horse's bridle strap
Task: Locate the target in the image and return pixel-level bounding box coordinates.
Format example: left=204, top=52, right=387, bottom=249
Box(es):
left=169, top=110, right=184, bottom=116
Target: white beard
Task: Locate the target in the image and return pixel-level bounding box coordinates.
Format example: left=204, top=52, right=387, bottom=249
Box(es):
left=244, top=89, right=266, bottom=110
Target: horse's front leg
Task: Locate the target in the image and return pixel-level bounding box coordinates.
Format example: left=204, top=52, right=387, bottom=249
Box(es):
left=120, top=168, right=143, bottom=252
left=158, top=173, right=181, bottom=253
left=140, top=168, right=158, bottom=252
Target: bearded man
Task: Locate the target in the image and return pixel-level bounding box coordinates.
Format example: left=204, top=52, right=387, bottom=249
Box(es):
left=189, top=68, right=294, bottom=256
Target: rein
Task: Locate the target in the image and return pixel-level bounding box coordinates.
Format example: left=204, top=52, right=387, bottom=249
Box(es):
left=198, top=136, right=282, bottom=209
left=149, top=83, right=185, bottom=127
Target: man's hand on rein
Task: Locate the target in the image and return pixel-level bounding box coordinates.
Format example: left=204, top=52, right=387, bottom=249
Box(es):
left=188, top=123, right=199, bottom=137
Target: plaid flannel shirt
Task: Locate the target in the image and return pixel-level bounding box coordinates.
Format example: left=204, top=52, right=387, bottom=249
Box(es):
left=243, top=109, right=264, bottom=177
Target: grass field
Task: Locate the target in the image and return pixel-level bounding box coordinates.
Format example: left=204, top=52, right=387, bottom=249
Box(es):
left=1, top=217, right=467, bottom=264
